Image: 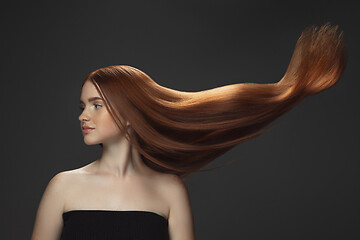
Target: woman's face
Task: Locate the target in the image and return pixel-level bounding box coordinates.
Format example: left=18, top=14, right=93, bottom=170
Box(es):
left=79, top=80, right=123, bottom=145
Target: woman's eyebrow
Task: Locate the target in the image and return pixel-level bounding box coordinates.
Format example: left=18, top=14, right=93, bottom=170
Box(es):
left=79, top=97, right=104, bottom=104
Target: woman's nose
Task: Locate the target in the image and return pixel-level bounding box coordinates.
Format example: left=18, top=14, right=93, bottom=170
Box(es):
left=79, top=109, right=90, bottom=121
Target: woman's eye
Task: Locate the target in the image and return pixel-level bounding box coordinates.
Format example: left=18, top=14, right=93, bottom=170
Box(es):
left=94, top=104, right=102, bottom=109
left=79, top=104, right=101, bottom=112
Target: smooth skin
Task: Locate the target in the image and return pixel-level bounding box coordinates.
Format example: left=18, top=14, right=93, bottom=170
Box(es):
left=30, top=80, right=195, bottom=240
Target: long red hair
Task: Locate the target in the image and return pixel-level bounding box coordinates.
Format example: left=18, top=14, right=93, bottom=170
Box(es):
left=81, top=23, right=347, bottom=181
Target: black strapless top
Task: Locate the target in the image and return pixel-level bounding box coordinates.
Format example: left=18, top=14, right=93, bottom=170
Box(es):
left=60, top=210, right=169, bottom=240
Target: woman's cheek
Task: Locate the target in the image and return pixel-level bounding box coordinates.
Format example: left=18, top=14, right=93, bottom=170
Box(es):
left=99, top=114, right=122, bottom=138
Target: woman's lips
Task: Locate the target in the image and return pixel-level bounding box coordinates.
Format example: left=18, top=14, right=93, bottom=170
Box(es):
left=82, top=128, right=94, bottom=133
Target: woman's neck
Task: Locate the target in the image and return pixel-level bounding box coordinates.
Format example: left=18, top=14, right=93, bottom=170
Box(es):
left=95, top=136, right=148, bottom=179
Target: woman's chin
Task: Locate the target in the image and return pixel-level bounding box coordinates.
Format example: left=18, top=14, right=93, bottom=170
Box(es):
left=83, top=138, right=101, bottom=146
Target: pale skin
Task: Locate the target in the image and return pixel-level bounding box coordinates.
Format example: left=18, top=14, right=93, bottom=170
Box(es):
left=30, top=80, right=195, bottom=240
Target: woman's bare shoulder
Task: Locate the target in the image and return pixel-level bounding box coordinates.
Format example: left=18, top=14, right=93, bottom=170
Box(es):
left=51, top=167, right=91, bottom=196
left=155, top=173, right=185, bottom=197
left=51, top=166, right=88, bottom=186
left=155, top=173, right=192, bottom=219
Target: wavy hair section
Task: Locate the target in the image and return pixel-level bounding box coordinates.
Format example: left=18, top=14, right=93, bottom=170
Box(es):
left=81, top=22, right=347, bottom=181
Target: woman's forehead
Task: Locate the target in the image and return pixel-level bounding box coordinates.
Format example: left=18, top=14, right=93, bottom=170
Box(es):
left=80, top=81, right=101, bottom=100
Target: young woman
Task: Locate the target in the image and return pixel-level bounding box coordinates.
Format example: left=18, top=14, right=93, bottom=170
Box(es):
left=31, top=22, right=347, bottom=240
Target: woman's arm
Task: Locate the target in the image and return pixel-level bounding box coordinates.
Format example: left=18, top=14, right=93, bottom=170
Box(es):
left=167, top=175, right=195, bottom=240
left=30, top=172, right=67, bottom=240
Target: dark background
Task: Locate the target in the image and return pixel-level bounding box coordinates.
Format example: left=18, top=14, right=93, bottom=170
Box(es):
left=2, top=0, right=359, bottom=239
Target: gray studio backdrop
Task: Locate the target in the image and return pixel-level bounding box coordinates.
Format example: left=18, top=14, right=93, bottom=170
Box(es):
left=2, top=0, right=359, bottom=239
